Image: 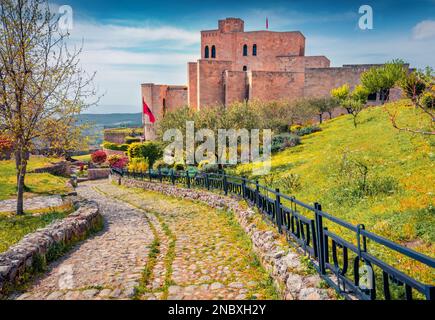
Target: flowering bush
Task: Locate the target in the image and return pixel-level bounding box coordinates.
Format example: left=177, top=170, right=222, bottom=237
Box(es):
left=108, top=154, right=129, bottom=169
left=91, top=150, right=107, bottom=164
left=0, top=135, right=13, bottom=152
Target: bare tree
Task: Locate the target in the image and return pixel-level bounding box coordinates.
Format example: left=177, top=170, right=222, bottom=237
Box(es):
left=0, top=0, right=98, bottom=215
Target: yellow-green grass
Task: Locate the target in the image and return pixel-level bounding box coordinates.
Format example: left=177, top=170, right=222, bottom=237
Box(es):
left=0, top=204, right=74, bottom=253
left=0, top=156, right=71, bottom=201
left=73, top=154, right=92, bottom=162
left=233, top=100, right=434, bottom=285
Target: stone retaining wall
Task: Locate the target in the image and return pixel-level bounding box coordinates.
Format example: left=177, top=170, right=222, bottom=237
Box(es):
left=88, top=168, right=111, bottom=180
left=31, top=161, right=71, bottom=177
left=0, top=200, right=103, bottom=298
left=118, top=176, right=334, bottom=300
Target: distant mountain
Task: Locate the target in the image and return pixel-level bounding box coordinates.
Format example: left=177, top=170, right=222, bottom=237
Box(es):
left=76, top=113, right=143, bottom=148
left=77, top=113, right=142, bottom=128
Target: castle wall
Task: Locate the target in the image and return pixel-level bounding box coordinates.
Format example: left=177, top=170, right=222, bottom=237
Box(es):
left=304, top=67, right=367, bottom=98
left=188, top=62, right=198, bottom=110
left=165, top=87, right=188, bottom=113
left=224, top=71, right=248, bottom=105
left=249, top=71, right=305, bottom=102
left=197, top=59, right=233, bottom=108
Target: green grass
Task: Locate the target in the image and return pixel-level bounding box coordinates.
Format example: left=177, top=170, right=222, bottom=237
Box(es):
left=233, top=101, right=434, bottom=285
left=72, top=154, right=92, bottom=162
left=0, top=206, right=73, bottom=253
left=0, top=156, right=71, bottom=201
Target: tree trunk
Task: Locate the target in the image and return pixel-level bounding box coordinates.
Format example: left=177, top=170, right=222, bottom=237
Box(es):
left=15, top=150, right=28, bottom=215
left=319, top=113, right=323, bottom=124
left=328, top=111, right=333, bottom=120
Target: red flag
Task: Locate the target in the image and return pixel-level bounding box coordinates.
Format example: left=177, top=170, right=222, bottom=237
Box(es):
left=142, top=98, right=156, bottom=124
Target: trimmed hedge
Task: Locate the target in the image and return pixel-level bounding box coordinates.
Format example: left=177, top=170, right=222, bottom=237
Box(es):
left=102, top=141, right=129, bottom=152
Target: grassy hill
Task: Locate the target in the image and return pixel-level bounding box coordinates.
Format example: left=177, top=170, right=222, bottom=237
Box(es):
left=233, top=100, right=434, bottom=284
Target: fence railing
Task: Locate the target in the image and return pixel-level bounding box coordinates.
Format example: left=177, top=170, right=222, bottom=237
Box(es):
left=113, top=168, right=435, bottom=301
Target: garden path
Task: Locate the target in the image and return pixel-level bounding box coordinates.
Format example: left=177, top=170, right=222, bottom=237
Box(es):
left=14, top=180, right=277, bottom=300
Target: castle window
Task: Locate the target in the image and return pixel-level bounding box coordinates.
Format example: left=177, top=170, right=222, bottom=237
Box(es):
left=243, top=66, right=247, bottom=71
left=243, top=44, right=248, bottom=56
left=204, top=46, right=209, bottom=59
left=253, top=44, right=257, bottom=56
left=211, top=45, right=216, bottom=58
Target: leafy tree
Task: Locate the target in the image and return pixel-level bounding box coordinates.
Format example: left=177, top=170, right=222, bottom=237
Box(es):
left=331, top=84, right=369, bottom=128
left=360, top=59, right=407, bottom=104
left=308, top=97, right=338, bottom=123
left=0, top=0, right=98, bottom=214
left=387, top=67, right=435, bottom=135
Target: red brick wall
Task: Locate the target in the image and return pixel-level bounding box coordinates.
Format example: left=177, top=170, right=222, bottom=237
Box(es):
left=304, top=67, right=366, bottom=98
left=249, top=71, right=305, bottom=102
left=197, top=59, right=232, bottom=108
left=224, top=71, right=247, bottom=105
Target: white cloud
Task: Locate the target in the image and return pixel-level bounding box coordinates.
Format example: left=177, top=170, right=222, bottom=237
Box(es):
left=412, top=20, right=435, bottom=40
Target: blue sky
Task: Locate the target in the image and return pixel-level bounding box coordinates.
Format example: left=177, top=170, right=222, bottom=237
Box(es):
left=53, top=0, right=435, bottom=113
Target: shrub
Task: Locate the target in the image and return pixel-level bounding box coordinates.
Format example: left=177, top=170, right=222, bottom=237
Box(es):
left=271, top=134, right=301, bottom=153
left=153, top=159, right=171, bottom=171
left=91, top=150, right=107, bottom=165
left=0, top=135, right=13, bottom=152
left=128, top=142, right=163, bottom=168
left=201, top=163, right=220, bottom=173
left=125, top=136, right=141, bottom=144
left=293, top=125, right=322, bottom=136
left=102, top=141, right=129, bottom=151
left=173, top=161, right=186, bottom=171
left=108, top=155, right=129, bottom=169
left=128, top=158, right=148, bottom=172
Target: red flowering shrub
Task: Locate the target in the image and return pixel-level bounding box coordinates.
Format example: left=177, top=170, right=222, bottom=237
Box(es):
left=108, top=154, right=129, bottom=169
left=91, top=150, right=107, bottom=164
left=0, top=135, right=13, bottom=152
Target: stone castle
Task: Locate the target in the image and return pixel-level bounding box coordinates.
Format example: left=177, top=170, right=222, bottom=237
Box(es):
left=142, top=18, right=403, bottom=139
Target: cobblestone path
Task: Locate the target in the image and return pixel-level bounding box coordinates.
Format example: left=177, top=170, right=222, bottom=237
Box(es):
left=15, top=181, right=154, bottom=300
left=15, top=180, right=278, bottom=300
left=95, top=183, right=278, bottom=300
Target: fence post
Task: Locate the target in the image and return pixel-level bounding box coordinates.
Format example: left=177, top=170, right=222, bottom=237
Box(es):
left=223, top=174, right=228, bottom=196
left=171, top=170, right=175, bottom=185
left=275, top=188, right=282, bottom=234
left=206, top=173, right=210, bottom=190
left=314, top=202, right=326, bottom=275
left=159, top=168, right=163, bottom=183
left=255, top=180, right=260, bottom=208
left=242, top=176, right=246, bottom=199
left=186, top=171, right=191, bottom=189
left=149, top=168, right=152, bottom=182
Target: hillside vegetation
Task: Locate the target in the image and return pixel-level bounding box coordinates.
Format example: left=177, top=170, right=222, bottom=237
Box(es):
left=234, top=100, right=434, bottom=282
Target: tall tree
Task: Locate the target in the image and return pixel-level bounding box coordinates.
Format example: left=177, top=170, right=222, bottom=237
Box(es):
left=0, top=0, right=98, bottom=215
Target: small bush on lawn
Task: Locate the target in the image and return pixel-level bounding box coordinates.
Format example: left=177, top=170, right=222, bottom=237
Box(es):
left=293, top=125, right=322, bottom=137
left=91, top=150, right=107, bottom=165
left=271, top=134, right=301, bottom=153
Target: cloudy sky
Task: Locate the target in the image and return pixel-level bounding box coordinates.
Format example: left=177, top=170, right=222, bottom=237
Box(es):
left=53, top=0, right=435, bottom=113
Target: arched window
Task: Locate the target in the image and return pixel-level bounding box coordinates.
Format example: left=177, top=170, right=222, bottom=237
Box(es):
left=204, top=46, right=209, bottom=58
left=253, top=44, right=257, bottom=56
left=243, top=44, right=248, bottom=56
left=243, top=66, right=247, bottom=72
left=211, top=45, right=216, bottom=58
